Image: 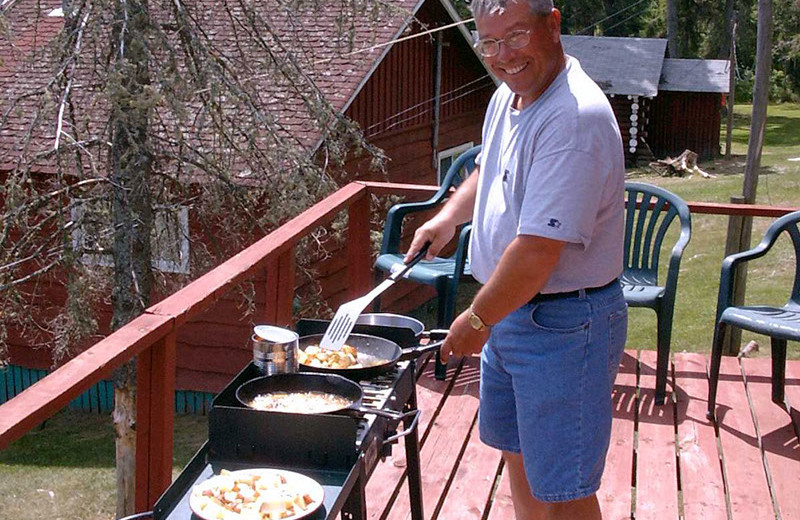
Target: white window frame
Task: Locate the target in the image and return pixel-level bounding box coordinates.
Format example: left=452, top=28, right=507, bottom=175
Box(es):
left=71, top=203, right=190, bottom=274
left=437, top=142, right=474, bottom=185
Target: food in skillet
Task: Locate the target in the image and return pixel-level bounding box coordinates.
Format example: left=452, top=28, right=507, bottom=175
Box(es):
left=190, top=468, right=322, bottom=520
left=297, top=344, right=361, bottom=369
left=248, top=391, right=352, bottom=414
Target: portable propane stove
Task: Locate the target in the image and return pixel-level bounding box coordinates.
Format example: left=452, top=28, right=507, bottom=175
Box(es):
left=152, top=319, right=427, bottom=520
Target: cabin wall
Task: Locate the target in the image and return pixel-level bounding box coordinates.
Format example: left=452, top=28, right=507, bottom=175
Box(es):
left=646, top=91, right=722, bottom=161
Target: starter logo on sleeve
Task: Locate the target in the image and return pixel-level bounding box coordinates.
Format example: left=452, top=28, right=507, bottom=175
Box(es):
left=547, top=218, right=562, bottom=229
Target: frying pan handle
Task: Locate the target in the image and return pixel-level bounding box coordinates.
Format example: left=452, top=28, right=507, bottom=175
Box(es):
left=353, top=406, right=415, bottom=422
left=399, top=340, right=445, bottom=361
left=382, top=409, right=421, bottom=447
left=422, top=329, right=449, bottom=341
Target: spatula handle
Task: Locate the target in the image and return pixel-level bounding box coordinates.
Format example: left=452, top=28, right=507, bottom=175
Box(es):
left=390, top=242, right=431, bottom=281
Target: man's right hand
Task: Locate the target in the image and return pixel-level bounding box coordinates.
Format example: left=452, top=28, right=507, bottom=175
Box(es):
left=404, top=215, right=456, bottom=263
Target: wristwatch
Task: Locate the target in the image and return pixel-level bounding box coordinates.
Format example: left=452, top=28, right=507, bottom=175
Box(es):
left=468, top=305, right=490, bottom=331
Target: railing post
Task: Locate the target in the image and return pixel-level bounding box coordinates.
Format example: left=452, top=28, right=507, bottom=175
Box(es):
left=266, top=247, right=296, bottom=327
left=135, top=330, right=177, bottom=511
left=348, top=194, right=372, bottom=299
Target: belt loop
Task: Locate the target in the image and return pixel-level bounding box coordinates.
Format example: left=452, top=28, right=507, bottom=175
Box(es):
left=578, top=288, right=587, bottom=299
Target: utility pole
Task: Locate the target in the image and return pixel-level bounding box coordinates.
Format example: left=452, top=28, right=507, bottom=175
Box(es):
left=722, top=0, right=773, bottom=355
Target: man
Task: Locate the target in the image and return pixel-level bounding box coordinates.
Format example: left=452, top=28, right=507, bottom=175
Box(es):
left=404, top=1, right=627, bottom=519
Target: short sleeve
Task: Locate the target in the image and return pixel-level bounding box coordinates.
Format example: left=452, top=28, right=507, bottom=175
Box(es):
left=517, top=147, right=611, bottom=248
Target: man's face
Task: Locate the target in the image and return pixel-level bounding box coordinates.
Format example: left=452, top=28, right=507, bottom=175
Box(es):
left=475, top=1, right=563, bottom=107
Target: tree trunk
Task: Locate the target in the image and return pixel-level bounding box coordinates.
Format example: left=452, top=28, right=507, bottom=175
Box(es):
left=718, top=0, right=737, bottom=59
left=109, top=1, right=154, bottom=516
left=666, top=0, right=679, bottom=57
left=113, top=363, right=138, bottom=515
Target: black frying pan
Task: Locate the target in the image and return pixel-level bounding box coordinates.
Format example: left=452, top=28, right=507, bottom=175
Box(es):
left=235, top=372, right=414, bottom=422
left=297, top=333, right=444, bottom=380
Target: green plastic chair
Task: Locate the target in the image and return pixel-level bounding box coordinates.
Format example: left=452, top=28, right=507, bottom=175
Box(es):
left=707, top=210, right=800, bottom=420
left=373, top=145, right=480, bottom=332
left=622, top=182, right=692, bottom=405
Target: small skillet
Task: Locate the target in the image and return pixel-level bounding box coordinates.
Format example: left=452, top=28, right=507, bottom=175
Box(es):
left=297, top=332, right=446, bottom=380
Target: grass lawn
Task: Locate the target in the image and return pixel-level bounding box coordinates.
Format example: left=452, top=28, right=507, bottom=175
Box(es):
left=0, top=410, right=207, bottom=520
left=1, top=104, right=799, bottom=520
left=624, top=103, right=800, bottom=358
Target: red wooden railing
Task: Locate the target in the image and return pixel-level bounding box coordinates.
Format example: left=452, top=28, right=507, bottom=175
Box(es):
left=0, top=180, right=797, bottom=513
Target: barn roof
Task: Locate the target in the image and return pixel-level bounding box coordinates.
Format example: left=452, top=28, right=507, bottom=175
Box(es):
left=659, top=58, right=731, bottom=93
left=561, top=35, right=667, bottom=97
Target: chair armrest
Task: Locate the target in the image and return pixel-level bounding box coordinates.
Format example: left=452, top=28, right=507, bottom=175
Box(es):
left=662, top=215, right=692, bottom=300
left=381, top=144, right=481, bottom=255
left=445, top=224, right=472, bottom=309
left=714, top=225, right=784, bottom=321
left=380, top=191, right=455, bottom=254
left=453, top=224, right=472, bottom=276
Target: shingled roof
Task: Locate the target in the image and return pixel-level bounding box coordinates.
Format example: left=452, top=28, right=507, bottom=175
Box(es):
left=561, top=35, right=731, bottom=99
left=659, top=58, right=731, bottom=93
left=561, top=35, right=667, bottom=97
left=1, top=0, right=458, bottom=175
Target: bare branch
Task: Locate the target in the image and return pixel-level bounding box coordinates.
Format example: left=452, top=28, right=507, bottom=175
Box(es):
left=55, top=7, right=92, bottom=150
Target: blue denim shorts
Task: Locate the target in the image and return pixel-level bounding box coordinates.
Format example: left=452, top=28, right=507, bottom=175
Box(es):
left=479, top=282, right=627, bottom=502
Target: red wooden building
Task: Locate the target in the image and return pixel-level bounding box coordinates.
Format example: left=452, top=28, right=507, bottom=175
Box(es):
left=0, top=0, right=493, bottom=393
left=562, top=35, right=731, bottom=164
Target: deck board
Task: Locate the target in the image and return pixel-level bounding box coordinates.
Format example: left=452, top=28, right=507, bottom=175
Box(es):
left=367, top=350, right=800, bottom=520
left=635, top=350, right=680, bottom=520
left=674, top=353, right=728, bottom=520
left=484, top=464, right=514, bottom=520
left=599, top=351, right=636, bottom=520
left=366, top=357, right=458, bottom=519
left=741, top=357, right=800, bottom=520
left=716, top=356, right=775, bottom=519
left=435, top=419, right=501, bottom=520
left=385, top=357, right=481, bottom=520
left=785, top=359, right=800, bottom=438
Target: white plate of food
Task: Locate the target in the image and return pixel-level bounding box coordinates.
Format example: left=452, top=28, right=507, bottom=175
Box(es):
left=189, top=468, right=324, bottom=520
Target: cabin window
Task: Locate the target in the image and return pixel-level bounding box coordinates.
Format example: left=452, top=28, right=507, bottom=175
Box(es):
left=71, top=202, right=190, bottom=274
left=437, top=142, right=474, bottom=185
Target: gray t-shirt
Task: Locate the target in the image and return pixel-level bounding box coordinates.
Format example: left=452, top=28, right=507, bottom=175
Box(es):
left=469, top=56, right=625, bottom=293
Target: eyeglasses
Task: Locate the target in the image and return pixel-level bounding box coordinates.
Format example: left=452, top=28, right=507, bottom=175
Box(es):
left=473, top=29, right=531, bottom=58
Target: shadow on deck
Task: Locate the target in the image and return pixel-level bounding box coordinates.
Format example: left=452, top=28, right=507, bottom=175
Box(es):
left=366, top=350, right=800, bottom=520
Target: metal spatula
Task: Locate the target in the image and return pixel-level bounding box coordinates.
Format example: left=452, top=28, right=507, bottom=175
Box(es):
left=319, top=243, right=431, bottom=351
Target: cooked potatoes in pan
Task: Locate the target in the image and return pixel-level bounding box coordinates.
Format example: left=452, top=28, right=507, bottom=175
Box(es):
left=297, top=344, right=360, bottom=369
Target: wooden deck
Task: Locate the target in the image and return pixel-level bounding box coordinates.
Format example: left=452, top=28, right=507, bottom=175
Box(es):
left=365, top=350, right=800, bottom=520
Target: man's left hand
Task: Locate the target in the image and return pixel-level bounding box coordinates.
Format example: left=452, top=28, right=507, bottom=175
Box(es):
left=439, top=309, right=489, bottom=363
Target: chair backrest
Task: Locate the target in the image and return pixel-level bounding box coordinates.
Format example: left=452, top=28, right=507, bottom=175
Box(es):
left=761, top=210, right=800, bottom=308
left=624, top=182, right=692, bottom=279
left=378, top=145, right=481, bottom=256
left=439, top=145, right=481, bottom=192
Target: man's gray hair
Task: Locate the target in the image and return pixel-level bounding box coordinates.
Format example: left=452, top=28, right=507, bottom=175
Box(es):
left=470, top=0, right=554, bottom=19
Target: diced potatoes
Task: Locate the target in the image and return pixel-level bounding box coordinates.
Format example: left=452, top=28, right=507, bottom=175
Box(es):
left=192, top=469, right=318, bottom=520
left=298, top=344, right=361, bottom=369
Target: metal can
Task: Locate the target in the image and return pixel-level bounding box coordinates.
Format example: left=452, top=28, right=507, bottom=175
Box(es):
left=251, top=325, right=299, bottom=375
